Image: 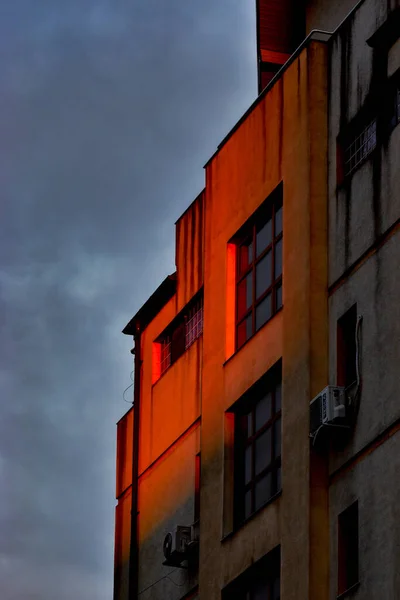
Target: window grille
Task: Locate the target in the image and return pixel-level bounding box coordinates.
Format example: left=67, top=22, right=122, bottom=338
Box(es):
left=160, top=337, right=171, bottom=375
left=344, top=119, right=377, bottom=177
left=185, top=298, right=203, bottom=349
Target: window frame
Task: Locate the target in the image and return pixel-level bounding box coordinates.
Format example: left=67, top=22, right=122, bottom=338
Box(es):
left=222, top=546, right=280, bottom=600
left=232, top=363, right=282, bottom=527
left=338, top=501, right=359, bottom=596
left=156, top=291, right=203, bottom=379
left=235, top=186, right=283, bottom=350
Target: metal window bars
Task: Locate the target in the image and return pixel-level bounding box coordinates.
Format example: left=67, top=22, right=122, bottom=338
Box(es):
left=344, top=119, right=377, bottom=177
left=185, top=299, right=203, bottom=349
left=160, top=337, right=171, bottom=374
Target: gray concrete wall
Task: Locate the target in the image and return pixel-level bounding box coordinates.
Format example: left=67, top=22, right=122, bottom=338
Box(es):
left=328, top=0, right=400, bottom=284
left=306, top=0, right=358, bottom=33
left=328, top=1, right=400, bottom=597
left=329, top=430, right=400, bottom=599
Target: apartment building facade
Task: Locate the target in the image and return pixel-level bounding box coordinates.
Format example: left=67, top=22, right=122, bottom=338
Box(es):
left=114, top=1, right=400, bottom=599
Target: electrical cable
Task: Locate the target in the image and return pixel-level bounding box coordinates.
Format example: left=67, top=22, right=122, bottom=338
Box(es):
left=138, top=567, right=186, bottom=596
left=352, top=314, right=363, bottom=416
left=122, top=371, right=135, bottom=404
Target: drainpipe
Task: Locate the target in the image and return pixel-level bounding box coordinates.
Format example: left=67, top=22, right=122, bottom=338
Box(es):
left=129, top=323, right=141, bottom=600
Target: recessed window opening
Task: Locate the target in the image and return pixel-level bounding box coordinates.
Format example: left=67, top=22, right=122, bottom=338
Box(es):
left=344, top=119, right=377, bottom=177
left=232, top=362, right=282, bottom=526
left=337, top=304, right=357, bottom=389
left=156, top=292, right=203, bottom=379
left=222, top=546, right=280, bottom=600
left=235, top=184, right=283, bottom=350
left=338, top=501, right=359, bottom=595
left=185, top=296, right=203, bottom=350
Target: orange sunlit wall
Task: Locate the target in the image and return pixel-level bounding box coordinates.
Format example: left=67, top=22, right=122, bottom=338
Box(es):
left=116, top=191, right=205, bottom=600
left=115, top=31, right=330, bottom=600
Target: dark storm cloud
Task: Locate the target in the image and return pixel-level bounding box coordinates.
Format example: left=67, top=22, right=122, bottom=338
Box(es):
left=0, top=1, right=256, bottom=597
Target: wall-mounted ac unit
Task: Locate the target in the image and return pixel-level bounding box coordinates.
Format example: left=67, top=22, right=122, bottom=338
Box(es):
left=163, top=526, right=191, bottom=566
left=310, top=386, right=346, bottom=437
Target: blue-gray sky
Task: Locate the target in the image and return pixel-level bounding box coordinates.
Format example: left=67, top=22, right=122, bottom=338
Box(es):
left=0, top=1, right=256, bottom=598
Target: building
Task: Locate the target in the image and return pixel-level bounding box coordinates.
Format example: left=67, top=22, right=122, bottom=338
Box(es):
left=114, top=1, right=400, bottom=599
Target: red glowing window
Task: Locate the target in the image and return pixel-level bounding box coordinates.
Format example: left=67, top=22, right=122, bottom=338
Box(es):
left=235, top=185, right=283, bottom=350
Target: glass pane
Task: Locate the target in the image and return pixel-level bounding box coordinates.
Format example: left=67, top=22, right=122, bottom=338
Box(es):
left=276, top=283, right=283, bottom=310
left=255, top=392, right=272, bottom=431
left=256, top=252, right=272, bottom=298
left=253, top=580, right=269, bottom=600
left=274, top=239, right=282, bottom=278
left=272, top=576, right=281, bottom=600
left=255, top=294, right=272, bottom=331
left=275, top=382, right=282, bottom=412
left=247, top=412, right=253, bottom=438
left=239, top=238, right=253, bottom=275
left=238, top=272, right=253, bottom=318
left=256, top=218, right=272, bottom=256
left=275, top=205, right=283, bottom=236
left=245, top=490, right=252, bottom=519
left=237, top=315, right=252, bottom=348
left=255, top=428, right=272, bottom=475
left=245, top=446, right=252, bottom=485
left=255, top=473, right=272, bottom=510
left=276, top=466, right=282, bottom=492
left=274, top=417, right=281, bottom=459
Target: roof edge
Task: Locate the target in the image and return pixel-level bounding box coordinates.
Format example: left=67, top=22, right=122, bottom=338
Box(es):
left=122, top=272, right=177, bottom=336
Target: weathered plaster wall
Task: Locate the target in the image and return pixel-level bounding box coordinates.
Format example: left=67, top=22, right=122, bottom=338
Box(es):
left=329, top=431, right=400, bottom=599
left=306, top=0, right=358, bottom=33
left=200, top=41, right=329, bottom=600
left=138, top=428, right=200, bottom=600
left=328, top=2, right=400, bottom=598
left=175, top=191, right=204, bottom=313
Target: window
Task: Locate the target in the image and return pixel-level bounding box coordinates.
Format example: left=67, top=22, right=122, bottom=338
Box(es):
left=185, top=296, right=203, bottom=349
left=155, top=293, right=203, bottom=379
left=389, top=83, right=400, bottom=130
left=338, top=501, right=359, bottom=595
left=232, top=363, right=282, bottom=525
left=235, top=185, right=283, bottom=349
left=337, top=304, right=357, bottom=389
left=343, top=119, right=377, bottom=178
left=222, top=547, right=280, bottom=600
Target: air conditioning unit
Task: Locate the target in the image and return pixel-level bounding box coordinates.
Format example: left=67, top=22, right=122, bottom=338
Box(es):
left=163, top=526, right=191, bottom=565
left=310, top=386, right=346, bottom=437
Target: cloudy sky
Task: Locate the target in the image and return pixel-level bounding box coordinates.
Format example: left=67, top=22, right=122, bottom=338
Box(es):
left=0, top=1, right=256, bottom=598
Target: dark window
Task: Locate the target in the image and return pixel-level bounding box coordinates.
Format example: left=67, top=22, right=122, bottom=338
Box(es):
left=232, top=363, right=282, bottom=526
left=343, top=119, right=377, bottom=178
left=236, top=185, right=283, bottom=349
left=338, top=501, right=359, bottom=595
left=389, top=83, right=400, bottom=131
left=157, top=293, right=203, bottom=377
left=337, top=304, right=357, bottom=389
left=222, top=546, right=280, bottom=600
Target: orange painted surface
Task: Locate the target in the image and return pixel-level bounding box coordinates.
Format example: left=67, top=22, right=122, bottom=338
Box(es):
left=116, top=407, right=134, bottom=499
left=115, top=40, right=330, bottom=600
left=175, top=191, right=204, bottom=313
